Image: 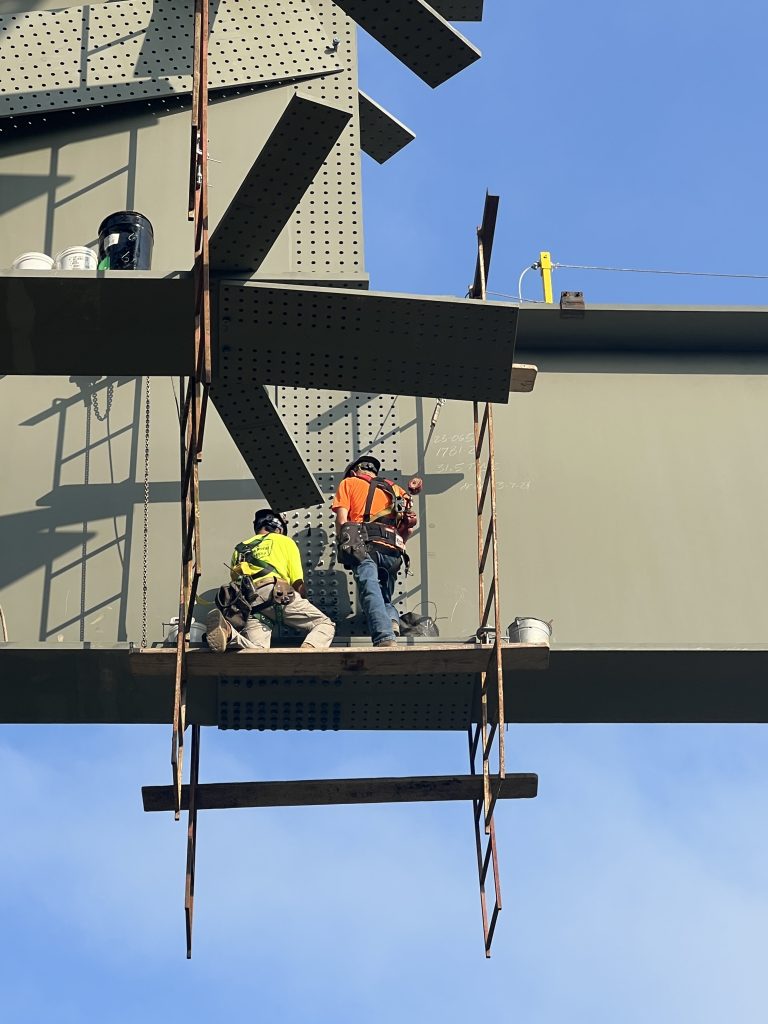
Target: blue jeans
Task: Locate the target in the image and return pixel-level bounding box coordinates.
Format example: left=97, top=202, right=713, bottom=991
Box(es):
left=352, top=549, right=401, bottom=645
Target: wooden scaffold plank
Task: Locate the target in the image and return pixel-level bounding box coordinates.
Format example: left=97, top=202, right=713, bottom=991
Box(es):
left=142, top=773, right=539, bottom=812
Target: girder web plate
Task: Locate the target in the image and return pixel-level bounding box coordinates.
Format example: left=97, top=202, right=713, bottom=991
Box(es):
left=217, top=281, right=519, bottom=402
left=282, top=0, right=364, bottom=286
left=217, top=674, right=474, bottom=730
left=0, top=0, right=342, bottom=118
left=330, top=0, right=481, bottom=88
left=358, top=91, right=415, bottom=164
left=275, top=390, right=403, bottom=634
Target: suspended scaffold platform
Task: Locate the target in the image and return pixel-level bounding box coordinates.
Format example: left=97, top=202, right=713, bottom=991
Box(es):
left=0, top=639, right=547, bottom=729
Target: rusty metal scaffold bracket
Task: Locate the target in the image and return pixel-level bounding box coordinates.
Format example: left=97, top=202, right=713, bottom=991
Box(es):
left=468, top=191, right=507, bottom=957
left=172, top=0, right=211, bottom=959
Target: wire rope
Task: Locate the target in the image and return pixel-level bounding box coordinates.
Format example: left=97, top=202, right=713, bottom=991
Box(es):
left=552, top=262, right=768, bottom=281
left=490, top=258, right=768, bottom=304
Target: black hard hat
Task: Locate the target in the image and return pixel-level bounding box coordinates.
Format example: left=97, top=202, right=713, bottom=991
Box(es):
left=344, top=455, right=381, bottom=477
left=253, top=509, right=289, bottom=535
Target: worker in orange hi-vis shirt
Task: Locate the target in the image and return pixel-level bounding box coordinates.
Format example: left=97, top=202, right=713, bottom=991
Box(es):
left=332, top=456, right=417, bottom=647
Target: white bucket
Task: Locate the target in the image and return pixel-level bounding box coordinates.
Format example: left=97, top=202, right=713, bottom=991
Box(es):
left=54, top=246, right=97, bottom=270
left=508, top=617, right=552, bottom=645
left=11, top=251, right=54, bottom=270
left=164, top=617, right=207, bottom=646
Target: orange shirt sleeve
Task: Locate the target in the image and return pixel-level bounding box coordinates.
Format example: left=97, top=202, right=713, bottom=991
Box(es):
left=331, top=478, right=352, bottom=511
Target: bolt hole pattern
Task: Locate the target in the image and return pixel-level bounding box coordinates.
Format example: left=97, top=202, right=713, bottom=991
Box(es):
left=210, top=93, right=350, bottom=273
left=219, top=283, right=514, bottom=402
left=281, top=0, right=363, bottom=280
left=217, top=675, right=472, bottom=730
left=0, top=0, right=342, bottom=118
left=274, top=385, right=403, bottom=638
left=208, top=382, right=322, bottom=511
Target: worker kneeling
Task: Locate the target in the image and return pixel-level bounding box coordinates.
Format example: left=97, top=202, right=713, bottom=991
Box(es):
left=206, top=509, right=335, bottom=652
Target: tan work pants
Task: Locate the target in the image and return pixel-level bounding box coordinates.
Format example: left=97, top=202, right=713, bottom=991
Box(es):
left=227, top=581, right=335, bottom=650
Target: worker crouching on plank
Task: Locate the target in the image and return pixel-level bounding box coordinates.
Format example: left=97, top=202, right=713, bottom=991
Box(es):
left=206, top=508, right=335, bottom=652
left=332, top=456, right=417, bottom=647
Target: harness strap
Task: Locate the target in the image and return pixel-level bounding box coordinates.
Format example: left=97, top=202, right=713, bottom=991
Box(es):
left=234, top=536, right=282, bottom=581
left=362, top=476, right=400, bottom=527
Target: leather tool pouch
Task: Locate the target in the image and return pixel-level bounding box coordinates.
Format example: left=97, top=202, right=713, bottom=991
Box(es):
left=338, top=522, right=370, bottom=569
left=215, top=581, right=254, bottom=632
left=272, top=579, right=296, bottom=607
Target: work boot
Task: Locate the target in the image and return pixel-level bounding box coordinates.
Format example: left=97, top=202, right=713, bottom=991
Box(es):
left=374, top=638, right=398, bottom=648
left=206, top=609, right=231, bottom=653
left=391, top=619, right=401, bottom=636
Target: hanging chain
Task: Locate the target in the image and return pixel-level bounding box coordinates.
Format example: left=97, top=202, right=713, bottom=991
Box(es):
left=92, top=381, right=114, bottom=422
left=141, top=375, right=151, bottom=649
left=80, top=393, right=91, bottom=643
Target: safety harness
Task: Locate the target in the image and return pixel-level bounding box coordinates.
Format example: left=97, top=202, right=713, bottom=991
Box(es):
left=361, top=476, right=411, bottom=572
left=232, top=534, right=282, bottom=581
left=218, top=535, right=296, bottom=629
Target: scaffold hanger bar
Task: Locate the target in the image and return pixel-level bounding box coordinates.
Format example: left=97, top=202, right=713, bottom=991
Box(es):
left=142, top=773, right=538, bottom=812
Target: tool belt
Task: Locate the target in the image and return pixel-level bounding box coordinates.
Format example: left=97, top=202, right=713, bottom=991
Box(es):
left=365, top=522, right=406, bottom=557
left=367, top=524, right=410, bottom=573
left=337, top=522, right=369, bottom=569
left=337, top=474, right=414, bottom=572
left=337, top=522, right=409, bottom=572
left=214, top=576, right=257, bottom=631
left=248, top=577, right=296, bottom=610
left=215, top=576, right=295, bottom=629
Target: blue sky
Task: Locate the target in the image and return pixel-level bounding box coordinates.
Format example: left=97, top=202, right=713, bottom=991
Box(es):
left=4, top=2, right=768, bottom=1021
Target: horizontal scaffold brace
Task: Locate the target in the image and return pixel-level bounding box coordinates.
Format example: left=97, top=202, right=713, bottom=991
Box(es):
left=142, top=773, right=538, bottom=812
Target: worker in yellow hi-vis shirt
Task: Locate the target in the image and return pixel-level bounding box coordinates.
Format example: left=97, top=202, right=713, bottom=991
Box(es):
left=206, top=509, right=335, bottom=651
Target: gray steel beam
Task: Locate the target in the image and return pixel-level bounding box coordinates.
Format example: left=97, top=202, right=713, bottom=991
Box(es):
left=516, top=304, right=768, bottom=354
left=5, top=644, right=768, bottom=726
left=331, top=0, right=481, bottom=88
left=429, top=1, right=485, bottom=19
left=6, top=277, right=768, bottom=377
left=358, top=91, right=415, bottom=164
left=0, top=271, right=193, bottom=375
left=217, top=281, right=521, bottom=402
left=513, top=647, right=768, bottom=724
left=209, top=91, right=351, bottom=274
left=469, top=192, right=499, bottom=299
left=209, top=385, right=325, bottom=510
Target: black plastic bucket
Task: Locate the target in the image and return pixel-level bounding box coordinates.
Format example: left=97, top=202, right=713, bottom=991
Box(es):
left=97, top=211, right=154, bottom=270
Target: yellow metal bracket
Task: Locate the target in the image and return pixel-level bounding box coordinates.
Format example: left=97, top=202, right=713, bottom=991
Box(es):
left=539, top=250, right=553, bottom=304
